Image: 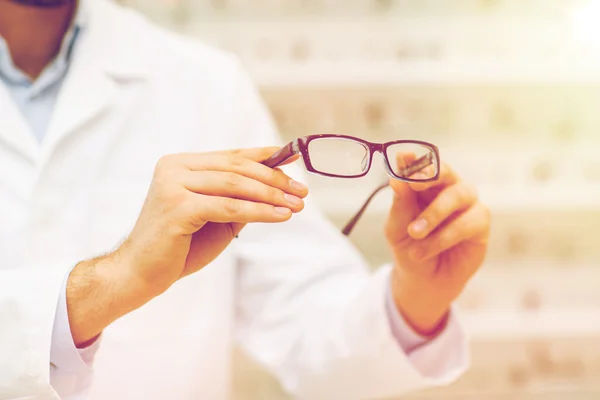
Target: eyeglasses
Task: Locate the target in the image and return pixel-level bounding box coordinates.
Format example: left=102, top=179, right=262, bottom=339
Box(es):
left=262, top=134, right=440, bottom=236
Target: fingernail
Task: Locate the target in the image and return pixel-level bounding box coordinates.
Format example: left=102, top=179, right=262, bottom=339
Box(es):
left=410, top=219, right=428, bottom=234
left=274, top=207, right=291, bottom=215
left=284, top=194, right=303, bottom=206
left=411, top=172, right=429, bottom=181
left=290, top=180, right=307, bottom=191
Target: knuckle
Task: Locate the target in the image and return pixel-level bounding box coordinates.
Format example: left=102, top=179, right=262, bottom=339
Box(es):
left=277, top=170, right=294, bottom=188
left=224, top=172, right=243, bottom=190
left=228, top=155, right=245, bottom=168
left=454, top=183, right=476, bottom=204
left=152, top=156, right=178, bottom=187
left=269, top=167, right=283, bottom=184
left=266, top=186, right=283, bottom=202
left=156, top=154, right=177, bottom=171
left=424, top=204, right=442, bottom=224
left=222, top=198, right=241, bottom=218
left=438, top=189, right=457, bottom=211
left=170, top=189, right=188, bottom=205
left=439, top=229, right=457, bottom=248
left=154, top=155, right=180, bottom=182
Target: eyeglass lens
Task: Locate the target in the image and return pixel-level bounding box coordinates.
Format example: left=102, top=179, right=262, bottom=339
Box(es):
left=307, top=138, right=370, bottom=177
left=307, top=137, right=437, bottom=181
left=386, top=143, right=438, bottom=180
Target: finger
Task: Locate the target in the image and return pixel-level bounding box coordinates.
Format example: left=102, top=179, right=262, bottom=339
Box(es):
left=204, top=147, right=283, bottom=163
left=408, top=182, right=479, bottom=239
left=393, top=151, right=417, bottom=176
left=188, top=194, right=294, bottom=224
left=277, top=154, right=301, bottom=167
left=181, top=171, right=304, bottom=213
left=162, top=147, right=283, bottom=169
left=155, top=148, right=279, bottom=170
left=385, top=179, right=422, bottom=247
left=408, top=163, right=458, bottom=192
left=182, top=154, right=309, bottom=198
left=407, top=163, right=437, bottom=181
left=408, top=202, right=490, bottom=262
left=393, top=151, right=435, bottom=181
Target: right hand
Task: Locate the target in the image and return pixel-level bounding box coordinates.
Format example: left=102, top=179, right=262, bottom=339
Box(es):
left=119, top=146, right=308, bottom=296
left=68, top=147, right=307, bottom=345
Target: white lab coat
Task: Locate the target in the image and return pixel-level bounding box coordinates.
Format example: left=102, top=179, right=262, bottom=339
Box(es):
left=0, top=1, right=466, bottom=399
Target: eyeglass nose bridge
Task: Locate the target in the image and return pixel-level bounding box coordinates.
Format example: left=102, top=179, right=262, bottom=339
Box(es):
left=355, top=142, right=384, bottom=175
left=366, top=143, right=394, bottom=176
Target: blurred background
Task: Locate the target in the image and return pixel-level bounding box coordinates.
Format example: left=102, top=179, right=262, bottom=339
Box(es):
left=117, top=1, right=600, bottom=398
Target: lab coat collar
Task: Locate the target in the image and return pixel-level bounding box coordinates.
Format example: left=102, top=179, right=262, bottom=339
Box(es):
left=80, top=0, right=151, bottom=81
left=38, top=0, right=151, bottom=168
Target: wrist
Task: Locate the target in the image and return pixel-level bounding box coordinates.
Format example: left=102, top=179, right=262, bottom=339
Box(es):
left=390, top=269, right=451, bottom=338
left=66, top=252, right=154, bottom=346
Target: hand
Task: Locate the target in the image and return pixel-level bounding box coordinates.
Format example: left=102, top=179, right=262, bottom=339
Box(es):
left=67, top=147, right=308, bottom=345
left=384, top=163, right=490, bottom=337
left=120, top=147, right=307, bottom=292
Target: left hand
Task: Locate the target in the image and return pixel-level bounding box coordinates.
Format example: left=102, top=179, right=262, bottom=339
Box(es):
left=384, top=163, right=491, bottom=337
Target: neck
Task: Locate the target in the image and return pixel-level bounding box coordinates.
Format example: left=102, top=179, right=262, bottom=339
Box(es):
left=0, top=1, right=76, bottom=80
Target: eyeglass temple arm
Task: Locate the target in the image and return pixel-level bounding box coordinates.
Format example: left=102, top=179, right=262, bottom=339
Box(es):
left=341, top=182, right=390, bottom=236
left=262, top=140, right=299, bottom=168
left=342, top=153, right=434, bottom=236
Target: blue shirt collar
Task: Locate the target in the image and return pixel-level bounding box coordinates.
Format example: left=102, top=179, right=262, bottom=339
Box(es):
left=0, top=1, right=88, bottom=89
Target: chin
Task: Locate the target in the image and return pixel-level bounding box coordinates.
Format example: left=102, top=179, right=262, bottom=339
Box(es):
left=10, top=0, right=74, bottom=6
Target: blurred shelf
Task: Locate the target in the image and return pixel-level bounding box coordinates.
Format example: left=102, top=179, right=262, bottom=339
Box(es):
left=179, top=16, right=600, bottom=82
left=123, top=0, right=589, bottom=16
left=127, top=10, right=600, bottom=86
left=314, top=184, right=600, bottom=214
left=461, top=309, right=600, bottom=339
left=244, top=62, right=600, bottom=87
left=457, top=265, right=600, bottom=309
left=477, top=185, right=600, bottom=212
left=124, top=1, right=586, bottom=19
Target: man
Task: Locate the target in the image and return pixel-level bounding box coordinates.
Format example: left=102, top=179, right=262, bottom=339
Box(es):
left=0, top=0, right=491, bottom=399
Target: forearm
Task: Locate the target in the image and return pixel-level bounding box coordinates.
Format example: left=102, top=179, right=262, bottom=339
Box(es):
left=66, top=252, right=153, bottom=346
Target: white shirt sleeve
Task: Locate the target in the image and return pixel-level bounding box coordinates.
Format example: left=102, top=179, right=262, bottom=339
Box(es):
left=384, top=274, right=469, bottom=380
left=49, top=270, right=101, bottom=400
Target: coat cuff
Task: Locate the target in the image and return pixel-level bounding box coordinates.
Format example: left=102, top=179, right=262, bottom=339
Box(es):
left=50, top=268, right=101, bottom=397
left=375, top=266, right=469, bottom=387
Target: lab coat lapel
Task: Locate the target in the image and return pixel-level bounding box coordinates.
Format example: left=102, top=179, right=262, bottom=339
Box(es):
left=0, top=83, right=39, bottom=162
left=39, top=0, right=150, bottom=169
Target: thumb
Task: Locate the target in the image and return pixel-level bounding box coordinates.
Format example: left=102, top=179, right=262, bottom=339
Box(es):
left=385, top=179, right=422, bottom=247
